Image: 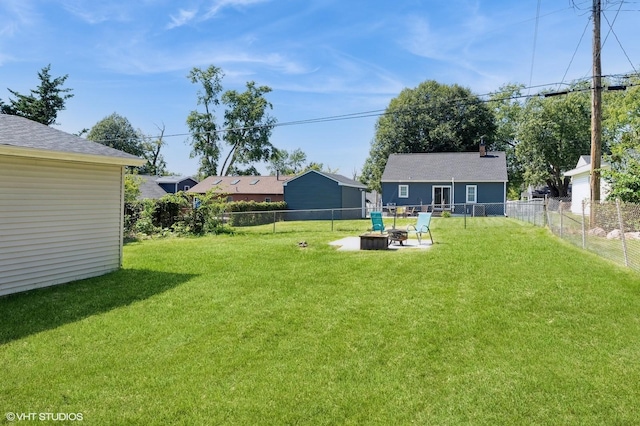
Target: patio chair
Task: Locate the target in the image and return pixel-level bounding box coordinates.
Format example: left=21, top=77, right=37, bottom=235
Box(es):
left=370, top=211, right=386, bottom=233
left=407, top=212, right=433, bottom=244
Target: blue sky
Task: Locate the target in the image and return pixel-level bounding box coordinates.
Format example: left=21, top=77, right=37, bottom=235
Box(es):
left=1, top=0, right=638, bottom=178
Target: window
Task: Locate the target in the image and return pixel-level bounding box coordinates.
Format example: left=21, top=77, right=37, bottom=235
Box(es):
left=399, top=184, right=409, bottom=198
left=231, top=179, right=240, bottom=185
left=466, top=185, right=477, bottom=203
left=250, top=179, right=260, bottom=185
left=265, top=197, right=271, bottom=202
left=183, top=185, right=190, bottom=191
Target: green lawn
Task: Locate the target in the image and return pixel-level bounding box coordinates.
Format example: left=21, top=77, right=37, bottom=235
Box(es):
left=1, top=218, right=640, bottom=424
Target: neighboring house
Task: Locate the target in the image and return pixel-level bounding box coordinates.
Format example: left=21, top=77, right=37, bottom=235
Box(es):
left=136, top=175, right=198, bottom=200
left=0, top=114, right=144, bottom=297
left=381, top=149, right=508, bottom=215
left=155, top=175, right=198, bottom=193
left=564, top=155, right=610, bottom=214
left=187, top=175, right=289, bottom=202
left=283, top=170, right=368, bottom=219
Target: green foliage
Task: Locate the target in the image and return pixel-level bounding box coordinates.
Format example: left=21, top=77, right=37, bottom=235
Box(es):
left=489, top=84, right=526, bottom=194
left=602, top=130, right=640, bottom=203
left=187, top=65, right=224, bottom=177
left=87, top=112, right=144, bottom=156
left=267, top=148, right=307, bottom=175
left=0, top=64, right=73, bottom=125
left=138, top=124, right=168, bottom=175
left=219, top=81, right=277, bottom=175
left=124, top=191, right=230, bottom=238
left=226, top=201, right=287, bottom=226
left=516, top=90, right=591, bottom=196
left=124, top=174, right=142, bottom=204
left=362, top=80, right=496, bottom=191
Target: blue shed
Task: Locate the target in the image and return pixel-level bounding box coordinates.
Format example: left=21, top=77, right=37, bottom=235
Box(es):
left=381, top=151, right=508, bottom=215
left=284, top=170, right=367, bottom=219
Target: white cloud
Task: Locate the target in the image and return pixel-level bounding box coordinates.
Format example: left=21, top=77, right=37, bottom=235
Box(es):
left=203, top=0, right=270, bottom=20
left=167, top=9, right=198, bottom=29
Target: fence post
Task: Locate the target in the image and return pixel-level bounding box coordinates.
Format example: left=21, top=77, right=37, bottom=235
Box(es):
left=544, top=196, right=549, bottom=228
left=559, top=200, right=564, bottom=238
left=464, top=204, right=467, bottom=229
left=273, top=211, right=276, bottom=234
left=616, top=199, right=629, bottom=267
left=331, top=209, right=334, bottom=232
left=581, top=199, right=586, bottom=249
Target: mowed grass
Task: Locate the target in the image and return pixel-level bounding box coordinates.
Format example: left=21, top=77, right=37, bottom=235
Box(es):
left=1, top=218, right=640, bottom=424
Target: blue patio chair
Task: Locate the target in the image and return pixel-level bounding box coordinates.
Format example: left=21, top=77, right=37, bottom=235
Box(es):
left=370, top=211, right=386, bottom=233
left=407, top=212, right=433, bottom=244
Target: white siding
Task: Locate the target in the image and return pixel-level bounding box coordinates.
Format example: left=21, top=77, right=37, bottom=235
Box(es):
left=570, top=173, right=591, bottom=214
left=0, top=156, right=124, bottom=296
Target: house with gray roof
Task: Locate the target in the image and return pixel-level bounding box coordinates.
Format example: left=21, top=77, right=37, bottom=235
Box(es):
left=137, top=175, right=198, bottom=199
left=283, top=170, right=367, bottom=219
left=0, top=114, right=144, bottom=296
left=381, top=149, right=508, bottom=215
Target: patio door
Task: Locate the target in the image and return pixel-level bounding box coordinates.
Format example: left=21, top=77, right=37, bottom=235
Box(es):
left=433, top=186, right=451, bottom=210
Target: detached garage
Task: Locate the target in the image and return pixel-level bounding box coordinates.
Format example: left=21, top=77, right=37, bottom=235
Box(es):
left=0, top=115, right=144, bottom=296
left=283, top=170, right=367, bottom=219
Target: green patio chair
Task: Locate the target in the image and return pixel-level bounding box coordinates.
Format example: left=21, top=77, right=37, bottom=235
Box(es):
left=407, top=212, right=433, bottom=244
left=370, top=211, right=386, bottom=233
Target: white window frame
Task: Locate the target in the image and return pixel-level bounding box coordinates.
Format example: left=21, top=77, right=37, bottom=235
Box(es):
left=398, top=184, right=409, bottom=198
left=466, top=185, right=477, bottom=203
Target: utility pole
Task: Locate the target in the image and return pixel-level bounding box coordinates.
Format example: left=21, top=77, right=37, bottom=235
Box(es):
left=590, top=0, right=602, bottom=217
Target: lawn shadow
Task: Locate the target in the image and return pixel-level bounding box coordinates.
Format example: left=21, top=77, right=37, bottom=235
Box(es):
left=0, top=268, right=196, bottom=344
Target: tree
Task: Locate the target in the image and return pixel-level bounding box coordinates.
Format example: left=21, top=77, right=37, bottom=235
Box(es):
left=0, top=64, right=73, bottom=125
left=602, top=130, right=640, bottom=203
left=361, top=80, right=496, bottom=191
left=267, top=148, right=307, bottom=175
left=219, top=81, right=277, bottom=176
left=139, top=123, right=168, bottom=176
left=186, top=65, right=224, bottom=177
left=87, top=113, right=144, bottom=157
left=515, top=91, right=591, bottom=197
left=489, top=84, right=526, bottom=198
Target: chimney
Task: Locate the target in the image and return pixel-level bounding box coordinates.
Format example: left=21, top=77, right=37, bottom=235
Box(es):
left=479, top=137, right=486, bottom=157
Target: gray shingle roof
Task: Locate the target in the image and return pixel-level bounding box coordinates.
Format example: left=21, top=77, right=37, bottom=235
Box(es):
left=0, top=114, right=143, bottom=163
left=285, top=170, right=367, bottom=189
left=381, top=152, right=508, bottom=182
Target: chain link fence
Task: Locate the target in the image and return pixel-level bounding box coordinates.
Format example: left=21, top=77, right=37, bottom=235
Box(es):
left=508, top=198, right=640, bottom=272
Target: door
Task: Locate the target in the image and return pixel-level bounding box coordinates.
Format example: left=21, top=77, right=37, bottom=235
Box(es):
left=433, top=186, right=451, bottom=210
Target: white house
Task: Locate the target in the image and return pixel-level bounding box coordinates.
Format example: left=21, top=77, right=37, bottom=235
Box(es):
left=564, top=155, right=610, bottom=214
left=0, top=115, right=145, bottom=296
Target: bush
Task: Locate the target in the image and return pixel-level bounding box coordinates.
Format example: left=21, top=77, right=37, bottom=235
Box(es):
left=226, top=201, right=287, bottom=226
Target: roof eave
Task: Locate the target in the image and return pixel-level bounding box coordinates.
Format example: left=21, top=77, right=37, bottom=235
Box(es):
left=0, top=144, right=145, bottom=167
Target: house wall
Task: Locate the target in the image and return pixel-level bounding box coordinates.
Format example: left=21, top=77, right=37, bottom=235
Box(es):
left=341, top=186, right=364, bottom=219
left=382, top=181, right=506, bottom=214
left=569, top=172, right=609, bottom=215
left=284, top=173, right=342, bottom=220
left=0, top=155, right=125, bottom=296
left=224, top=193, right=284, bottom=203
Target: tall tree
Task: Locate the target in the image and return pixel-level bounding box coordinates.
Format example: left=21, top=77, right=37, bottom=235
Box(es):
left=139, top=123, right=168, bottom=176
left=489, top=83, right=526, bottom=198
left=186, top=65, right=224, bottom=177
left=361, top=80, right=496, bottom=191
left=87, top=112, right=144, bottom=157
left=0, top=64, right=73, bottom=125
left=218, top=81, right=277, bottom=176
left=515, top=91, right=591, bottom=197
left=267, top=148, right=307, bottom=175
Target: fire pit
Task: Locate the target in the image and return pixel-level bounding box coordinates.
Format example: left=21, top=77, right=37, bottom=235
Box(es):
left=387, top=229, right=408, bottom=245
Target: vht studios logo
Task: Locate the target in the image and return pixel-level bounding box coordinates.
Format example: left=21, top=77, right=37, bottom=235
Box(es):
left=5, top=412, right=83, bottom=421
